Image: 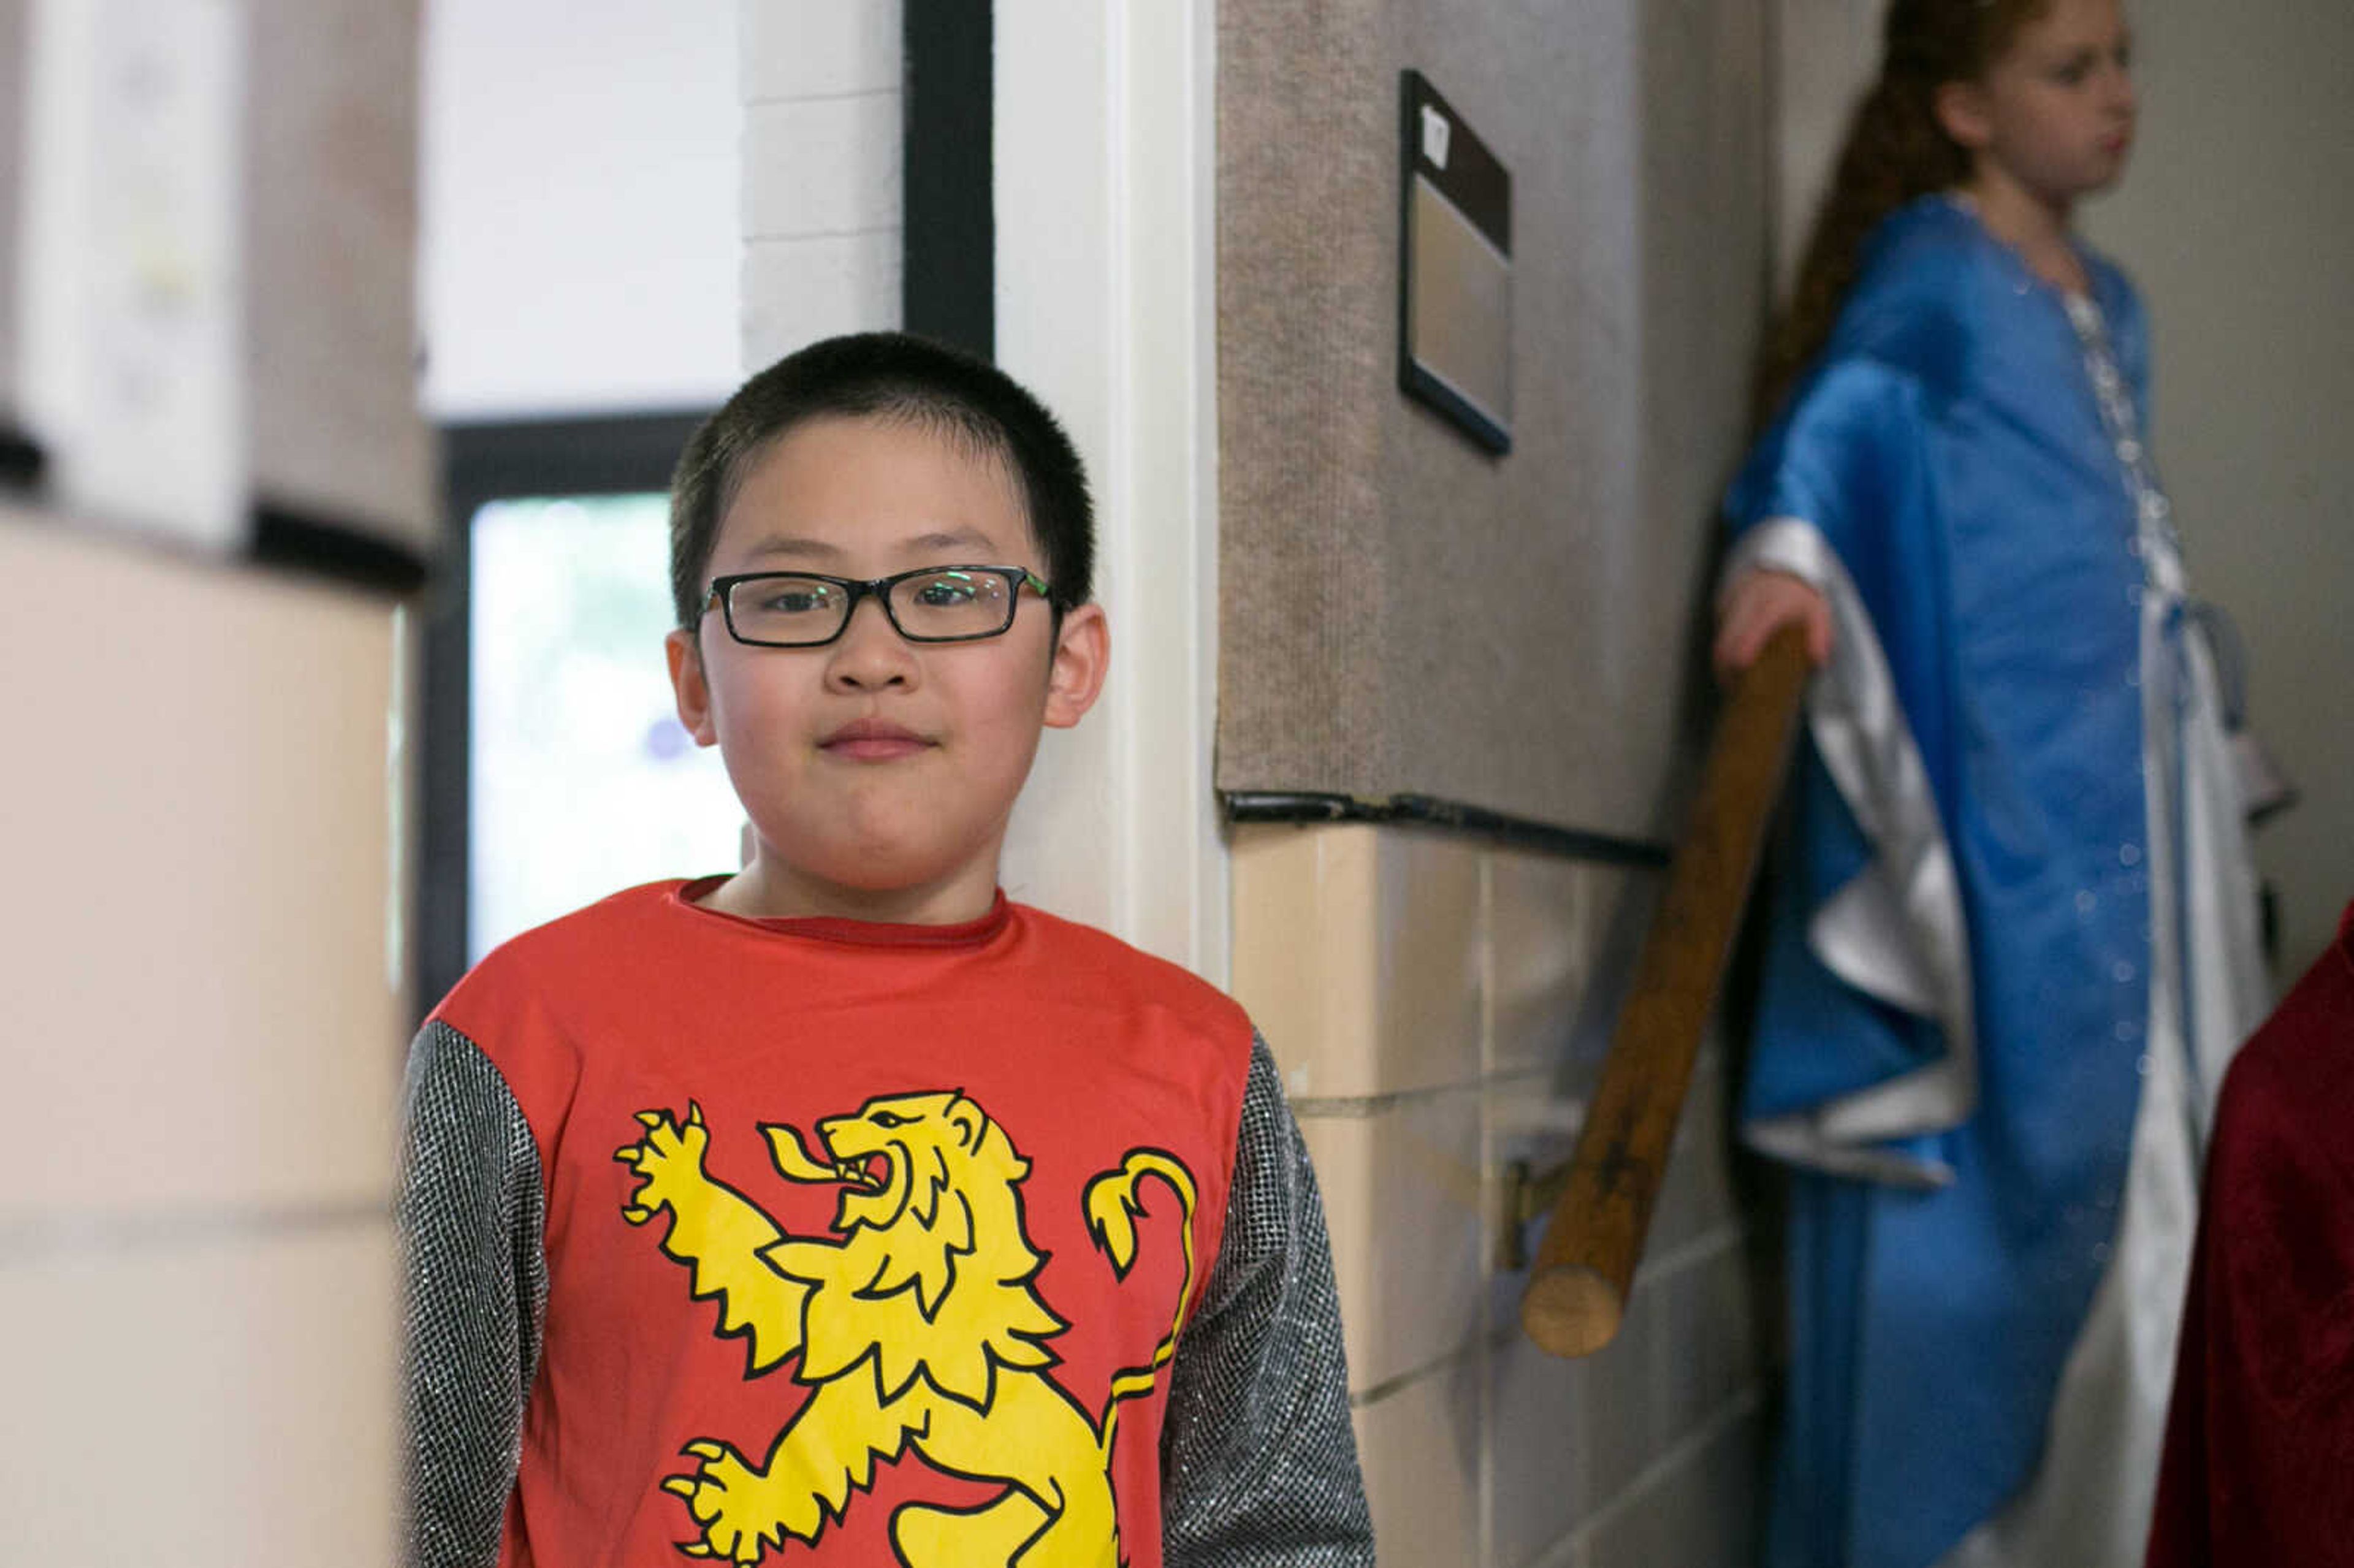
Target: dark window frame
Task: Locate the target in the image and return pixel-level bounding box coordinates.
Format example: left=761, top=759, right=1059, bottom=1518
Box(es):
left=416, top=412, right=709, bottom=1021
left=902, top=0, right=994, bottom=358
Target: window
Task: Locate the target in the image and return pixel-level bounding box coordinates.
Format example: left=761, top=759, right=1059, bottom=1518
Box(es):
left=466, top=493, right=742, bottom=963
left=419, top=414, right=730, bottom=1014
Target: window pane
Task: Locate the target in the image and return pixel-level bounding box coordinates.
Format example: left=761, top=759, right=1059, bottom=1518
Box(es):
left=468, top=495, right=742, bottom=961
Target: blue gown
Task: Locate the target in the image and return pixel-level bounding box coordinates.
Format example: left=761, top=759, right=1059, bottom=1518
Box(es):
left=1724, top=196, right=2263, bottom=1568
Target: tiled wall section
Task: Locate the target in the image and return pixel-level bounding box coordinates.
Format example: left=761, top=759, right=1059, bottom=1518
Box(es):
left=0, top=515, right=405, bottom=1564
left=738, top=0, right=904, bottom=367
left=1233, top=822, right=1766, bottom=1568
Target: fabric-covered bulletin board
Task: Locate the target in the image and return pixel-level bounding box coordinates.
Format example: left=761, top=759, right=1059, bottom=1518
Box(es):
left=1216, top=0, right=1772, bottom=843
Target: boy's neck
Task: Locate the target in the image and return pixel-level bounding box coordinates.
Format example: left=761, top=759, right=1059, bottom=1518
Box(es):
left=695, top=856, right=1004, bottom=927
left=1959, top=169, right=2088, bottom=294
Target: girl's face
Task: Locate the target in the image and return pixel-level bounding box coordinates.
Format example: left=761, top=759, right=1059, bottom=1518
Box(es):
left=1947, top=0, right=2138, bottom=210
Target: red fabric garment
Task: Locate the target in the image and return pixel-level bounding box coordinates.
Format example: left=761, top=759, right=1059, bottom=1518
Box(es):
left=2146, top=900, right=2354, bottom=1567
left=433, top=880, right=1252, bottom=1568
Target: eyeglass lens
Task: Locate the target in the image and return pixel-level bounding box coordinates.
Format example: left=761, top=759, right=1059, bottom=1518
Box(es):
left=724, top=569, right=1018, bottom=645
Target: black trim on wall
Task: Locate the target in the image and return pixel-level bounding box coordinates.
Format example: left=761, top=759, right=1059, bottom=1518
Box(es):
left=0, top=427, right=432, bottom=595
left=248, top=500, right=429, bottom=595
left=0, top=423, right=42, bottom=491
left=902, top=0, right=994, bottom=359
left=416, top=411, right=709, bottom=1022
left=1222, top=790, right=1672, bottom=869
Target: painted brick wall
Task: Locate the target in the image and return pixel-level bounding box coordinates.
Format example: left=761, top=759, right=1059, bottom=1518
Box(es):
left=1, top=511, right=405, bottom=1565
left=737, top=0, right=904, bottom=368
left=1234, top=825, right=1767, bottom=1567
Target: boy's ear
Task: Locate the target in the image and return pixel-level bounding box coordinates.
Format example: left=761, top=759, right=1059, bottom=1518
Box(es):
left=1934, top=79, right=1993, bottom=152
left=1042, top=603, right=1110, bottom=730
left=666, top=628, right=720, bottom=747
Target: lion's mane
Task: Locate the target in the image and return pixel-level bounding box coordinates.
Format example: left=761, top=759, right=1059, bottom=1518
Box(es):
left=763, top=1092, right=1069, bottom=1409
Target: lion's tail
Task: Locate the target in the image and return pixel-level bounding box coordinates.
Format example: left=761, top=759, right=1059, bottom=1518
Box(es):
left=1083, top=1148, right=1199, bottom=1448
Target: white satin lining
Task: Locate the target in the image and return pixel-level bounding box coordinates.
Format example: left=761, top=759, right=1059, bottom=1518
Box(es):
left=1723, top=518, right=1975, bottom=1189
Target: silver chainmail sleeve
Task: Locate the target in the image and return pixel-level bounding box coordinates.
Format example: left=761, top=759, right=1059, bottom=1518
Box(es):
left=397, top=1021, right=548, bottom=1568
left=1160, top=1034, right=1376, bottom=1566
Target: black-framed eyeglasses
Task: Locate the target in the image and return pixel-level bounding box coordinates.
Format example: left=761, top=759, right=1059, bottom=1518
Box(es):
left=701, top=565, right=1052, bottom=647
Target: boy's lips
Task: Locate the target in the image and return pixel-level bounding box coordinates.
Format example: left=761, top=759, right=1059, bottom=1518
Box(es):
left=820, top=717, right=934, bottom=761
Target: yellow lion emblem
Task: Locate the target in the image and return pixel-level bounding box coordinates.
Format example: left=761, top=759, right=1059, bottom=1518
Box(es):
left=614, top=1090, right=1197, bottom=1567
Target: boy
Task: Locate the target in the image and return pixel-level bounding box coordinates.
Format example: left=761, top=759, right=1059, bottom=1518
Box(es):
left=400, top=333, right=1374, bottom=1568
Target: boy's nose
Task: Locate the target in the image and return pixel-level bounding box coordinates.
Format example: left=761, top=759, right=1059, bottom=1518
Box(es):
left=824, top=596, right=917, bottom=688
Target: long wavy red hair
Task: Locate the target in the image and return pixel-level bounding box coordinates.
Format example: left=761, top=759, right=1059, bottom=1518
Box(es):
left=1756, top=0, right=2052, bottom=418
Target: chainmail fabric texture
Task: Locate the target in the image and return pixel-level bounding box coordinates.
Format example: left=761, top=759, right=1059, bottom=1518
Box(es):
left=398, top=1022, right=546, bottom=1568
left=1160, top=1036, right=1376, bottom=1566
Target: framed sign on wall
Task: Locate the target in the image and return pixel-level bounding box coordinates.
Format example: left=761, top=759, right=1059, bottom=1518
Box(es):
left=1397, top=70, right=1512, bottom=454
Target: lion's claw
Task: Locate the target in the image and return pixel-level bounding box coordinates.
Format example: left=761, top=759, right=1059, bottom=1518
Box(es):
left=616, top=1108, right=716, bottom=1224
left=663, top=1437, right=796, bottom=1565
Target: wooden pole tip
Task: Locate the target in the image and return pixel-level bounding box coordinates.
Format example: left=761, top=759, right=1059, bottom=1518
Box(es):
left=1520, top=1263, right=1626, bottom=1358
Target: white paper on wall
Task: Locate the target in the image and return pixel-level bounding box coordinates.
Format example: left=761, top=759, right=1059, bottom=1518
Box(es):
left=18, top=0, right=247, bottom=550
left=0, top=0, right=29, bottom=432
left=246, top=0, right=432, bottom=555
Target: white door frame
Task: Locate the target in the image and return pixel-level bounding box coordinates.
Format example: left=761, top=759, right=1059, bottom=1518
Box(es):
left=994, top=1, right=1228, bottom=984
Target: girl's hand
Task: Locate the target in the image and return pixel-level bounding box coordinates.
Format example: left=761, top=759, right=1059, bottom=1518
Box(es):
left=1713, top=568, right=1833, bottom=681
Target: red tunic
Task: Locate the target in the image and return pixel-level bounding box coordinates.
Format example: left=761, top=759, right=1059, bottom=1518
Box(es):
left=2146, top=902, right=2354, bottom=1567
left=431, top=881, right=1252, bottom=1568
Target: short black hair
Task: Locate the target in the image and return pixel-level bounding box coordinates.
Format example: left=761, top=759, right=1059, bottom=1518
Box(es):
left=668, top=332, right=1094, bottom=628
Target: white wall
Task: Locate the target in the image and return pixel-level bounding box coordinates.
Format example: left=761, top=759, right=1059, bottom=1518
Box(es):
left=737, top=0, right=902, bottom=368
left=2082, top=1, right=2354, bottom=980
left=1769, top=0, right=1885, bottom=293
left=421, top=0, right=741, bottom=419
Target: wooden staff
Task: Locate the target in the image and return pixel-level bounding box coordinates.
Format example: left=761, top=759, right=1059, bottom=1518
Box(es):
left=1519, top=625, right=1811, bottom=1358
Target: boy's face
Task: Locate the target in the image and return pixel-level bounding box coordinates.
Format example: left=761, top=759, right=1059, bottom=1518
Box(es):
left=666, top=414, right=1107, bottom=922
